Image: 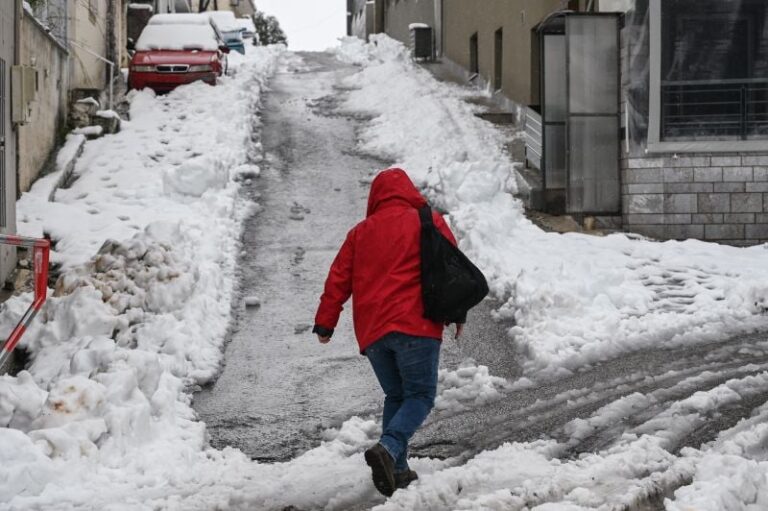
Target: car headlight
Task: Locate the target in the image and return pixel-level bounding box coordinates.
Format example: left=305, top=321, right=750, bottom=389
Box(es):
left=131, top=65, right=154, bottom=72
left=188, top=64, right=214, bottom=73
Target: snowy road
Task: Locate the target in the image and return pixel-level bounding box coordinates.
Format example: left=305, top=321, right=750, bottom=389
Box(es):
left=194, top=52, right=515, bottom=462
left=195, top=48, right=768, bottom=509
left=194, top=52, right=383, bottom=461
left=4, top=38, right=766, bottom=509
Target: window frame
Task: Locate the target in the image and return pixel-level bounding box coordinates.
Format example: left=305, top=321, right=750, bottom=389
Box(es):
left=647, top=0, right=768, bottom=153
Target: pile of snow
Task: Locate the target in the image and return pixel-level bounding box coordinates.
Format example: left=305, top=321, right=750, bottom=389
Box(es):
left=162, top=155, right=229, bottom=196
left=435, top=361, right=510, bottom=412
left=147, top=13, right=209, bottom=26
left=207, top=10, right=240, bottom=32
left=0, top=45, right=284, bottom=508
left=334, top=34, right=768, bottom=380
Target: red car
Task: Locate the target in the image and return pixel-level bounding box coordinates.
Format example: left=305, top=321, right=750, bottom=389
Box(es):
left=128, top=16, right=230, bottom=93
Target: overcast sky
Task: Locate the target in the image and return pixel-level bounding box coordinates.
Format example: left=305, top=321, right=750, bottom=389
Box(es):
left=253, top=0, right=348, bottom=51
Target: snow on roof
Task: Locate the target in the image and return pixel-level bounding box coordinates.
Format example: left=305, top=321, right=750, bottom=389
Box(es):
left=409, top=22, right=430, bottom=30
left=128, top=3, right=154, bottom=10
left=148, top=13, right=209, bottom=26
left=207, top=10, right=239, bottom=32
left=136, top=24, right=219, bottom=51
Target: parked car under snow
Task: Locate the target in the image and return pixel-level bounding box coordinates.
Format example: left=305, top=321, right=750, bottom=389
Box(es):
left=207, top=11, right=246, bottom=55
left=128, top=14, right=230, bottom=93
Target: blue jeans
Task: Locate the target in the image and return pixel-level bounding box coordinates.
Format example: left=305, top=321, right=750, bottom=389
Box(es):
left=365, top=332, right=441, bottom=471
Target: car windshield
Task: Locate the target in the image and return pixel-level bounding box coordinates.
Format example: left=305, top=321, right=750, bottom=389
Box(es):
left=136, top=24, right=219, bottom=52
left=222, top=30, right=244, bottom=43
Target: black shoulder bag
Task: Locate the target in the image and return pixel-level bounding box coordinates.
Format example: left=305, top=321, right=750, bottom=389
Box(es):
left=418, top=205, right=489, bottom=324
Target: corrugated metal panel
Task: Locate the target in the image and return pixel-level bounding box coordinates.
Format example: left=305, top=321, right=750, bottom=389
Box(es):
left=525, top=108, right=542, bottom=170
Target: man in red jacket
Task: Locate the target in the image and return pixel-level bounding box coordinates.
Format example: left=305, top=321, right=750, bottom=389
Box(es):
left=313, top=168, right=463, bottom=497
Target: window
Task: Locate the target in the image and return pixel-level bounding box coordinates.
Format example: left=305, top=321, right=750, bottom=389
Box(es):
left=660, top=0, right=768, bottom=141
left=469, top=32, right=478, bottom=76
left=494, top=28, right=503, bottom=91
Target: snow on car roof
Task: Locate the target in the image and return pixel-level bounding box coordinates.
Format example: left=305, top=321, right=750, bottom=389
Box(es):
left=235, top=18, right=256, bottom=32
left=207, top=10, right=239, bottom=32
left=136, top=24, right=219, bottom=51
left=148, top=13, right=210, bottom=26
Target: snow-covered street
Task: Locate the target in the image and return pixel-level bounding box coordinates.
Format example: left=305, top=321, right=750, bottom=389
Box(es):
left=1, top=35, right=768, bottom=510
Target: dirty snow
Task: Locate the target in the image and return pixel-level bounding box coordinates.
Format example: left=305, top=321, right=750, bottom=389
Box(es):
left=0, top=34, right=766, bottom=511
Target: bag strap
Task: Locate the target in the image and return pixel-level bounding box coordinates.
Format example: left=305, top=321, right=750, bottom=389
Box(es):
left=418, top=205, right=433, bottom=229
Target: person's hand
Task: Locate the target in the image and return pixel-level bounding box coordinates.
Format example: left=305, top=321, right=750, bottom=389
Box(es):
left=455, top=323, right=464, bottom=339
left=317, top=334, right=331, bottom=344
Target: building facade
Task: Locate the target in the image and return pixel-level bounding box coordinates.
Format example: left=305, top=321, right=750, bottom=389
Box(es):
left=616, top=0, right=768, bottom=245
left=442, top=0, right=570, bottom=108
left=68, top=0, right=110, bottom=94
left=18, top=8, right=70, bottom=194
left=0, top=1, right=19, bottom=283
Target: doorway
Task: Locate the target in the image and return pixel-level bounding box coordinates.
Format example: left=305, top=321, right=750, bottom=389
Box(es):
left=494, top=28, right=503, bottom=90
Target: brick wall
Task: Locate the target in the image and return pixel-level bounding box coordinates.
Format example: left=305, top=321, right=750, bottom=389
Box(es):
left=622, top=154, right=768, bottom=246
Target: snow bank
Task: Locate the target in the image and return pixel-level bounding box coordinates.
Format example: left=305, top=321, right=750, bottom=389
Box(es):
left=0, top=45, right=284, bottom=508
left=435, top=361, right=510, bottom=412
left=333, top=34, right=768, bottom=380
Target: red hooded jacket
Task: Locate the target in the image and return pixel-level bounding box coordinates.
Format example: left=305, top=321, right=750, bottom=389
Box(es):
left=314, top=168, right=458, bottom=353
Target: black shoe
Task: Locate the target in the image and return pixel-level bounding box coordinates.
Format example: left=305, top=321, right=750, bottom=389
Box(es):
left=364, top=443, right=396, bottom=497
left=395, top=469, right=418, bottom=489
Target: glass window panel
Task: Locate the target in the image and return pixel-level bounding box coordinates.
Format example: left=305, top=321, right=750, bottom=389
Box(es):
left=543, top=35, right=566, bottom=122
left=568, top=117, right=620, bottom=214
left=544, top=125, right=566, bottom=189
left=660, top=0, right=768, bottom=140
left=567, top=16, right=619, bottom=115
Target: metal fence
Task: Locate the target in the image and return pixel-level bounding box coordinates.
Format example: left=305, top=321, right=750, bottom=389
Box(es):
left=661, top=79, right=768, bottom=140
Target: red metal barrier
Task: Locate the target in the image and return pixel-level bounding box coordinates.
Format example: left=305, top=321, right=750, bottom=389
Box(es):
left=0, top=234, right=50, bottom=368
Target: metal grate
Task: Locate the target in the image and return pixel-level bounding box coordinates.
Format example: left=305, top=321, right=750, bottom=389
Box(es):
left=156, top=64, right=190, bottom=73
left=662, top=80, right=768, bottom=140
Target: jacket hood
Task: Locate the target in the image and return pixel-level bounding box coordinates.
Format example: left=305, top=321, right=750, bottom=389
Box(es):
left=366, top=168, right=427, bottom=217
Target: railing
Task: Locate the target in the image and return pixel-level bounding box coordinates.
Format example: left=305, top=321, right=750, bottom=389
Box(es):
left=661, top=79, right=768, bottom=140
left=0, top=235, right=50, bottom=368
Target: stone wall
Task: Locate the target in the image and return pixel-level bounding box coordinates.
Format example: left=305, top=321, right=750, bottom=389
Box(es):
left=622, top=154, right=768, bottom=245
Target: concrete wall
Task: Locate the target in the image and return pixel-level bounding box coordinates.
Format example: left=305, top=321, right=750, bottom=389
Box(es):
left=18, top=12, right=69, bottom=193
left=382, top=0, right=436, bottom=51
left=442, top=0, right=564, bottom=106
left=68, top=0, right=109, bottom=92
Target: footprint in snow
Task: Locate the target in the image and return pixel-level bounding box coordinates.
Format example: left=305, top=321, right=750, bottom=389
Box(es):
left=118, top=215, right=129, bottom=221
left=289, top=202, right=311, bottom=221
left=294, top=324, right=311, bottom=335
